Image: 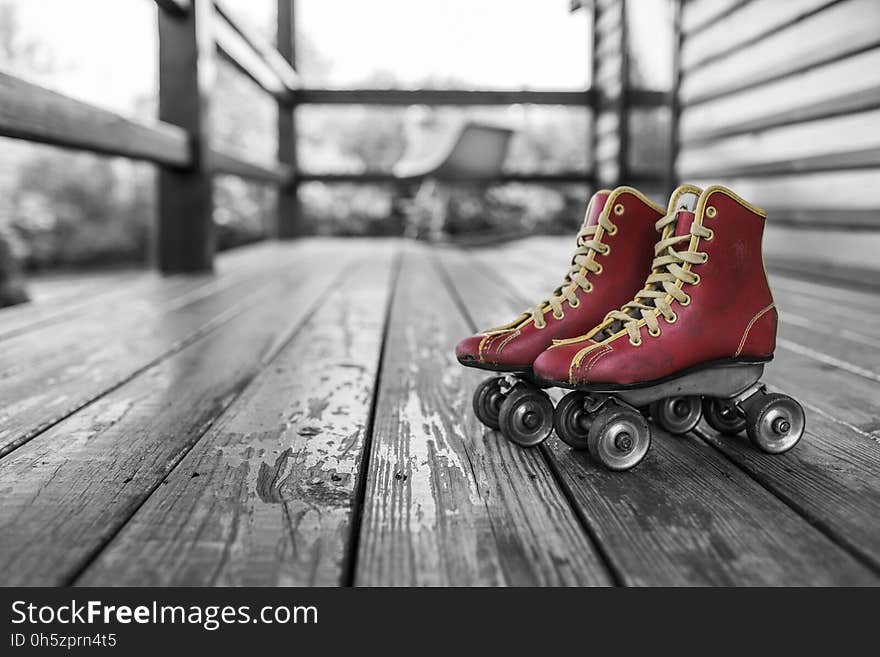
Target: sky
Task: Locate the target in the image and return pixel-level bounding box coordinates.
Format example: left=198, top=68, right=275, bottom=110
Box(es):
left=5, top=0, right=671, bottom=118
left=5, top=0, right=592, bottom=116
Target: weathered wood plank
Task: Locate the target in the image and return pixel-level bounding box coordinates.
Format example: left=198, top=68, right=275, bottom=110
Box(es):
left=0, top=243, right=347, bottom=586
left=697, top=408, right=880, bottom=570
left=354, top=248, right=611, bottom=586
left=771, top=274, right=880, bottom=316
left=440, top=244, right=876, bottom=585
left=79, top=248, right=396, bottom=586
left=0, top=270, right=145, bottom=341
left=517, top=238, right=880, bottom=571
left=0, top=244, right=323, bottom=458
left=763, top=348, right=880, bottom=438
left=0, top=242, right=296, bottom=343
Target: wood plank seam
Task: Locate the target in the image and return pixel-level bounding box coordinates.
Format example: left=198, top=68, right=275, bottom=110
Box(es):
left=0, top=260, right=305, bottom=460
left=692, top=425, right=880, bottom=574
left=64, top=264, right=353, bottom=585
left=340, top=251, right=403, bottom=587
left=456, top=240, right=877, bottom=585
left=429, top=252, right=625, bottom=586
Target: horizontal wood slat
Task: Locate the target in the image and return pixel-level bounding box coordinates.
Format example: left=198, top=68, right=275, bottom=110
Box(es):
left=681, top=124, right=880, bottom=176
left=297, top=171, right=593, bottom=184
left=765, top=208, right=880, bottom=231
left=214, top=16, right=291, bottom=102
left=681, top=0, right=880, bottom=106
left=210, top=150, right=293, bottom=184
left=690, top=170, right=880, bottom=211
left=292, top=88, right=595, bottom=106
left=154, top=0, right=190, bottom=15
left=688, top=146, right=880, bottom=178
left=213, top=0, right=299, bottom=95
left=682, top=0, right=749, bottom=35
left=0, top=71, right=190, bottom=166
left=682, top=0, right=840, bottom=73
left=682, top=85, right=880, bottom=145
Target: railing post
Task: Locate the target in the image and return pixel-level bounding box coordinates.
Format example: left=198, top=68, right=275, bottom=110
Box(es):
left=277, top=0, right=301, bottom=238
left=666, top=0, right=684, bottom=192
left=617, top=0, right=630, bottom=185
left=589, top=0, right=600, bottom=189
left=157, top=0, right=215, bottom=273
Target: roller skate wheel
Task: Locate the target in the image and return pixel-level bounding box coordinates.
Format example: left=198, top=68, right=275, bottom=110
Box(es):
left=745, top=392, right=805, bottom=454
left=554, top=391, right=592, bottom=450
left=702, top=397, right=746, bottom=434
left=650, top=396, right=702, bottom=435
left=472, top=376, right=506, bottom=430
left=588, top=405, right=651, bottom=471
left=499, top=386, right=554, bottom=448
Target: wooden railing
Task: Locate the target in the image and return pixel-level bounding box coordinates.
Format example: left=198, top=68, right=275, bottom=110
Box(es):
left=0, top=0, right=669, bottom=273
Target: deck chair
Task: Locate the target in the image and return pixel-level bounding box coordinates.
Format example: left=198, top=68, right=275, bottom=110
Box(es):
left=393, top=121, right=514, bottom=240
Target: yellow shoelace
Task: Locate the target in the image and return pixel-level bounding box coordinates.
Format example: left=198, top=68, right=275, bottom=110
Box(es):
left=528, top=210, right=618, bottom=328
left=604, top=212, right=712, bottom=345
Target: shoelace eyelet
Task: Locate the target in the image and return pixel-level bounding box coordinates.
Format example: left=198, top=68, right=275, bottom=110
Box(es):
left=691, top=273, right=702, bottom=285
left=680, top=294, right=691, bottom=307
left=600, top=244, right=611, bottom=256
left=664, top=312, right=678, bottom=324
left=569, top=297, right=580, bottom=308
left=606, top=223, right=619, bottom=235
left=704, top=228, right=715, bottom=241
left=648, top=326, right=661, bottom=337
left=553, top=311, right=564, bottom=320
left=613, top=203, right=625, bottom=216
left=629, top=335, right=642, bottom=347
left=594, top=263, right=604, bottom=275
left=535, top=320, right=547, bottom=329
left=705, top=206, right=717, bottom=219
left=585, top=282, right=594, bottom=293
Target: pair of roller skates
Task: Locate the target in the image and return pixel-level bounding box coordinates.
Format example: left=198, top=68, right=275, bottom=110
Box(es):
left=456, top=184, right=805, bottom=471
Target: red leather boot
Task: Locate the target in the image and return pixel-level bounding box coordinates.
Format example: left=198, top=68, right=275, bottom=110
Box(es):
left=457, top=186, right=665, bottom=447
left=534, top=185, right=805, bottom=470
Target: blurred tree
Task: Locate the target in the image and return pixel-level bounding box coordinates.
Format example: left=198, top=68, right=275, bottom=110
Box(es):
left=0, top=0, right=48, bottom=305
left=10, top=153, right=152, bottom=269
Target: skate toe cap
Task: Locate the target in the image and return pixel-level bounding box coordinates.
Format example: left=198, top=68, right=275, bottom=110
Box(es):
left=533, top=344, right=580, bottom=384
left=455, top=335, right=483, bottom=364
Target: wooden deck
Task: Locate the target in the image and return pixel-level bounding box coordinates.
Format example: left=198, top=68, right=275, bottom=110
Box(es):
left=0, top=237, right=878, bottom=587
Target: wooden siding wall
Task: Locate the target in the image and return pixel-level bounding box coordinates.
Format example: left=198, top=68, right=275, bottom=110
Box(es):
left=675, top=0, right=880, bottom=283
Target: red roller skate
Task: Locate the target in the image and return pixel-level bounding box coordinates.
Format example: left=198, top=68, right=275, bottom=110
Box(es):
left=456, top=186, right=665, bottom=447
left=533, top=185, right=805, bottom=470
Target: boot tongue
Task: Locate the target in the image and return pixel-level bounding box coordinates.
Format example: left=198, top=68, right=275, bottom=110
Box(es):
left=673, top=210, right=695, bottom=238
left=581, top=191, right=610, bottom=230
left=595, top=208, right=693, bottom=340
